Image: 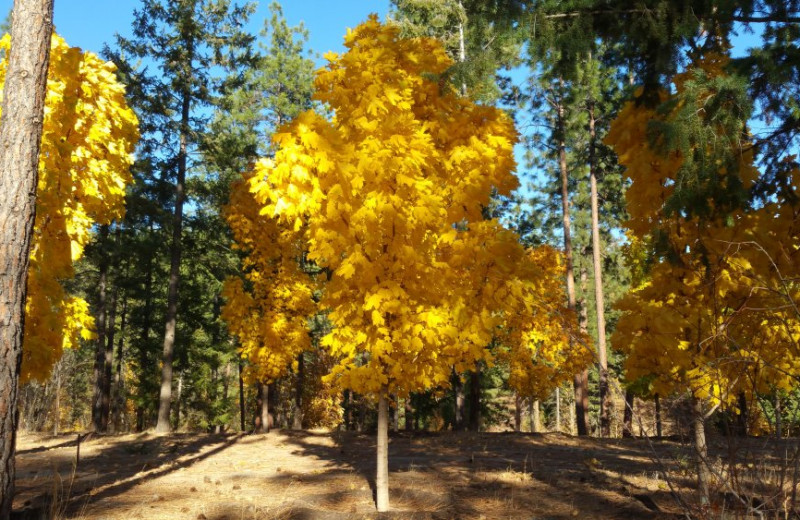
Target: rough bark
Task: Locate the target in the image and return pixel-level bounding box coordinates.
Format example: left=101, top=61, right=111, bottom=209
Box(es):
left=92, top=225, right=110, bottom=432
left=0, top=1, right=54, bottom=515
left=588, top=100, right=610, bottom=438
left=376, top=389, right=389, bottom=512
left=623, top=389, right=635, bottom=438
left=514, top=393, right=522, bottom=432
left=532, top=399, right=541, bottom=433
left=103, top=275, right=117, bottom=428
left=155, top=41, right=192, bottom=433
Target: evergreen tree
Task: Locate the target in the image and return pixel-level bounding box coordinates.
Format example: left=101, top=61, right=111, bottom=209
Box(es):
left=107, top=0, right=256, bottom=433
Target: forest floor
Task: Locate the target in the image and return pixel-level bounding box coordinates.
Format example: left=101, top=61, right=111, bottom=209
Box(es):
left=12, top=429, right=775, bottom=519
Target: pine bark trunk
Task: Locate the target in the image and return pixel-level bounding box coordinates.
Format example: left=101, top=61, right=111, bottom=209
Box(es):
left=293, top=353, right=303, bottom=430
left=155, top=40, right=192, bottom=434
left=588, top=100, right=610, bottom=438
left=92, top=225, right=110, bottom=432
left=0, top=1, right=54, bottom=515
left=376, top=389, right=389, bottom=512
left=623, top=389, right=635, bottom=438
left=556, top=91, right=588, bottom=437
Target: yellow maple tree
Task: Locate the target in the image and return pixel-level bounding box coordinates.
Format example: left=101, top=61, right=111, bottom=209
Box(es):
left=221, top=172, right=316, bottom=387
left=240, top=17, right=588, bottom=510
left=0, top=33, right=138, bottom=382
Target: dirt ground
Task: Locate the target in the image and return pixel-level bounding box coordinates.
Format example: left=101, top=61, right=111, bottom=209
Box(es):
left=12, top=429, right=718, bottom=519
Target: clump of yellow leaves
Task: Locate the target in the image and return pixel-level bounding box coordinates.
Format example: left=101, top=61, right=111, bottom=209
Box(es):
left=0, top=33, right=138, bottom=382
left=221, top=173, right=316, bottom=385
left=247, top=17, right=585, bottom=399
left=607, top=53, right=800, bottom=407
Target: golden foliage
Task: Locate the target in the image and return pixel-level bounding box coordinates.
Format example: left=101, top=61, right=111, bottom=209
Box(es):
left=0, top=34, right=138, bottom=382
left=607, top=54, right=800, bottom=406
left=245, top=17, right=585, bottom=398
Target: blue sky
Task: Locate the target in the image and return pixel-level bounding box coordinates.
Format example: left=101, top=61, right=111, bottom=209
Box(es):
left=0, top=1, right=390, bottom=59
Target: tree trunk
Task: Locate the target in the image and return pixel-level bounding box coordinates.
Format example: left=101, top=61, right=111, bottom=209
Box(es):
left=452, top=368, right=464, bottom=431
left=514, top=393, right=522, bottom=432
left=468, top=365, right=481, bottom=432
left=391, top=395, right=399, bottom=433
left=293, top=353, right=303, bottom=430
left=556, top=89, right=587, bottom=437
left=238, top=360, right=245, bottom=432
left=588, top=99, right=610, bottom=438
left=404, top=395, right=414, bottom=432
left=53, top=366, right=60, bottom=435
left=136, top=241, right=154, bottom=432
left=775, top=394, right=782, bottom=439
left=737, top=392, right=748, bottom=436
left=555, top=387, right=561, bottom=432
left=255, top=382, right=269, bottom=433
left=0, top=0, right=54, bottom=515
left=655, top=393, right=663, bottom=439
left=92, top=225, right=110, bottom=432
left=376, top=389, right=389, bottom=512
left=623, top=389, right=635, bottom=438
left=532, top=399, right=541, bottom=433
left=692, top=396, right=710, bottom=505
left=102, top=275, right=117, bottom=429
left=155, top=43, right=192, bottom=433
left=113, top=293, right=127, bottom=432
left=577, top=266, right=590, bottom=436
left=173, top=371, right=183, bottom=430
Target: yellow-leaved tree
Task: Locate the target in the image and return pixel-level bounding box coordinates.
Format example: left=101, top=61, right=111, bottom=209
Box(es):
left=0, top=33, right=138, bottom=383
left=221, top=172, right=317, bottom=431
left=607, top=52, right=800, bottom=502
left=245, top=17, right=581, bottom=511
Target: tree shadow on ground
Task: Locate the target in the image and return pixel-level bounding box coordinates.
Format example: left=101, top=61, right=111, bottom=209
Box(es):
left=13, top=432, right=241, bottom=517
left=264, top=429, right=684, bottom=519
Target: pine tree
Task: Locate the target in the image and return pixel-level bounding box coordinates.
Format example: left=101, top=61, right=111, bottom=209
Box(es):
left=108, top=0, right=256, bottom=433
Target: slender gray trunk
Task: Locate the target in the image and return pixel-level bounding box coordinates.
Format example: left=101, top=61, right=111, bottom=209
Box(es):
left=0, top=1, right=54, bottom=515
left=555, top=387, right=561, bottom=432
left=452, top=368, right=464, bottom=430
left=376, top=388, right=389, bottom=512
left=514, top=393, right=521, bottom=432
left=655, top=393, right=663, bottom=438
